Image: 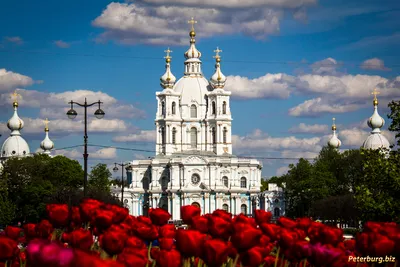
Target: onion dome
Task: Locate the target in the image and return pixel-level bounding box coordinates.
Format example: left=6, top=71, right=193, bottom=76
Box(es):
left=362, top=89, right=390, bottom=150
left=1, top=91, right=30, bottom=158
left=160, top=48, right=176, bottom=89
left=40, top=118, right=54, bottom=154
left=210, top=47, right=227, bottom=89
left=184, top=18, right=202, bottom=60
left=328, top=118, right=341, bottom=149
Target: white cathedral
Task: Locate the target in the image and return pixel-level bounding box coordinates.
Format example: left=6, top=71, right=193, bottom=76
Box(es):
left=120, top=20, right=263, bottom=220
left=0, top=93, right=54, bottom=170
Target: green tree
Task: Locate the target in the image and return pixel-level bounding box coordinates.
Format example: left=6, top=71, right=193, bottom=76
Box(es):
left=88, top=163, right=112, bottom=193
left=388, top=100, right=400, bottom=148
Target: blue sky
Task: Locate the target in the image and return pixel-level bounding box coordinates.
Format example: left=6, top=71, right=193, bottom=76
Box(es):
left=0, top=0, right=399, bottom=178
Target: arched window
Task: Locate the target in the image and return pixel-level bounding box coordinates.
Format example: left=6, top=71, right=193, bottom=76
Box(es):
left=222, top=101, right=227, bottom=114
left=212, top=127, right=216, bottom=144
left=161, top=127, right=166, bottom=145
left=222, top=204, right=229, bottom=212
left=161, top=101, right=165, bottom=115
left=190, top=127, right=197, bottom=148
left=190, top=104, right=197, bottom=118
left=172, top=128, right=177, bottom=144
left=161, top=176, right=168, bottom=190
left=222, top=176, right=228, bottom=187
left=275, top=199, right=279, bottom=204
left=240, top=177, right=247, bottom=188
left=192, top=202, right=200, bottom=208
left=172, top=102, right=176, bottom=115
left=223, top=127, right=227, bottom=143
left=274, top=207, right=280, bottom=217
left=241, top=204, right=247, bottom=215
left=212, top=101, right=216, bottom=114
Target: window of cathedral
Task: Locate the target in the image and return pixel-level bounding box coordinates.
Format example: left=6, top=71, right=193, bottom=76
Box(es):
left=212, top=127, right=216, bottom=144
left=240, top=177, right=247, bottom=188
left=161, top=127, right=166, bottom=145
left=190, top=104, right=197, bottom=118
left=192, top=202, right=200, bottom=208
left=23, top=151, right=26, bottom=155
left=212, top=102, right=216, bottom=114
left=12, top=151, right=16, bottom=154
left=223, top=127, right=227, bottom=143
left=190, top=127, right=197, bottom=148
left=172, top=128, right=177, bottom=144
left=172, top=102, right=176, bottom=115
left=222, top=204, right=229, bottom=212
left=191, top=173, right=200, bottom=185
left=274, top=199, right=279, bottom=204
left=161, top=101, right=165, bottom=116
left=274, top=207, right=280, bottom=217
left=241, top=204, right=247, bottom=215
left=222, top=176, right=228, bottom=187
left=222, top=101, right=227, bottom=114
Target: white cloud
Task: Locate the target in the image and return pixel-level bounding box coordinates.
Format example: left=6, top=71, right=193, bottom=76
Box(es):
left=360, top=58, right=391, bottom=71
left=0, top=69, right=35, bottom=92
left=4, top=36, right=23, bottom=45
left=225, top=74, right=295, bottom=99
left=92, top=1, right=314, bottom=45
left=113, top=130, right=156, bottom=142
left=310, top=58, right=341, bottom=76
left=54, top=147, right=117, bottom=160
left=232, top=129, right=322, bottom=152
left=54, top=40, right=71, bottom=48
left=288, top=123, right=328, bottom=134
left=0, top=89, right=146, bottom=120
left=276, top=166, right=289, bottom=176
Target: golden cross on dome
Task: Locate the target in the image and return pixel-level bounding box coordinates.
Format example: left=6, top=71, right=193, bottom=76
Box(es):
left=371, top=88, right=380, bottom=99
left=44, top=118, right=50, bottom=128
left=188, top=17, right=197, bottom=31
left=214, top=47, right=222, bottom=58
left=164, top=47, right=172, bottom=59
left=12, top=90, right=21, bottom=102
left=332, top=117, right=336, bottom=124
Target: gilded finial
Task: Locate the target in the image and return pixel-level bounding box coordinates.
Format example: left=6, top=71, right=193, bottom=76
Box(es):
left=188, top=17, right=197, bottom=38
left=44, top=118, right=50, bottom=131
left=164, top=48, right=172, bottom=63
left=12, top=90, right=21, bottom=107
left=371, top=88, right=380, bottom=106
left=332, top=117, right=336, bottom=131
left=213, top=47, right=222, bottom=62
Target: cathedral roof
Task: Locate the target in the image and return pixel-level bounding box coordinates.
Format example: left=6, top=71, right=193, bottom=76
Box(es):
left=1, top=91, right=30, bottom=158
left=362, top=88, right=390, bottom=151
left=327, top=118, right=341, bottom=149
left=40, top=118, right=54, bottom=154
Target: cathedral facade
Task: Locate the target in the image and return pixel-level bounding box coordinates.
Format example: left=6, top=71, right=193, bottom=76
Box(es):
left=121, top=20, right=262, bottom=220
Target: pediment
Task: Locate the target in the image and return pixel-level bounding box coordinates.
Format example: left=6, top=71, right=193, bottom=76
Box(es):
left=221, top=169, right=230, bottom=174
left=189, top=168, right=202, bottom=173
left=183, top=156, right=207, bottom=165
left=238, top=170, right=249, bottom=174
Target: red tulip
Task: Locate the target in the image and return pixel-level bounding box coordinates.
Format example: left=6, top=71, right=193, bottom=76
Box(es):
left=71, top=206, right=82, bottom=225
left=35, top=219, right=54, bottom=239
left=208, top=215, right=232, bottom=240
left=254, top=210, right=272, bottom=225
left=134, top=223, right=159, bottom=241
left=203, top=238, right=230, bottom=267
left=149, top=208, right=171, bottom=226
left=175, top=229, right=205, bottom=257
left=231, top=225, right=263, bottom=251
left=117, top=252, right=149, bottom=267
left=125, top=236, right=146, bottom=249
left=259, top=223, right=280, bottom=241
left=372, top=235, right=395, bottom=256
left=4, top=226, right=22, bottom=241
left=159, top=224, right=176, bottom=238
left=67, top=228, right=94, bottom=250
left=46, top=204, right=70, bottom=227
left=159, top=238, right=175, bottom=250
left=241, top=246, right=267, bottom=267
left=156, top=249, right=182, bottom=267
left=100, top=230, right=128, bottom=255
left=191, top=215, right=209, bottom=233
left=180, top=205, right=201, bottom=225
left=23, top=223, right=37, bottom=241
left=277, top=216, right=297, bottom=229
left=297, top=217, right=312, bottom=230
left=212, top=209, right=232, bottom=222
left=79, top=198, right=103, bottom=223
left=0, top=236, right=19, bottom=261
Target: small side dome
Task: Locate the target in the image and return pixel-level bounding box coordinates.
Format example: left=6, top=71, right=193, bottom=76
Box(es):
left=327, top=118, right=341, bottom=149
left=210, top=47, right=227, bottom=89
left=160, top=48, right=176, bottom=89
left=40, top=118, right=54, bottom=154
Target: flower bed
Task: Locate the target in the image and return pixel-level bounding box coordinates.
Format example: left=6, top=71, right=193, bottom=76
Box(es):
left=0, top=198, right=399, bottom=267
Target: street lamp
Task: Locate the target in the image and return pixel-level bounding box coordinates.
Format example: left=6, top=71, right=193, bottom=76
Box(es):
left=113, top=162, right=131, bottom=206
left=66, top=98, right=105, bottom=197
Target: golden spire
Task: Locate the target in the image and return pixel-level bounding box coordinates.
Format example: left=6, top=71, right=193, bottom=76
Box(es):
left=188, top=17, right=197, bottom=38
left=12, top=90, right=21, bottom=107
left=164, top=47, right=172, bottom=63
left=213, top=47, right=222, bottom=62
left=332, top=117, right=336, bottom=131
left=44, top=118, right=49, bottom=132
left=371, top=88, right=380, bottom=106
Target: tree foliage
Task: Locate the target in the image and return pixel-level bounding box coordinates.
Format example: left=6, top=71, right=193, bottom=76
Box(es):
left=388, top=100, right=400, bottom=148
left=89, top=163, right=112, bottom=193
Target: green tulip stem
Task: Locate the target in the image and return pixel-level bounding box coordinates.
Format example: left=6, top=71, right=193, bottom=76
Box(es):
left=232, top=254, right=240, bottom=267
left=197, top=258, right=203, bottom=267
left=302, top=259, right=307, bottom=267
left=151, top=260, right=156, bottom=267
left=280, top=255, right=285, bottom=267
left=148, top=243, right=153, bottom=260
left=274, top=247, right=280, bottom=267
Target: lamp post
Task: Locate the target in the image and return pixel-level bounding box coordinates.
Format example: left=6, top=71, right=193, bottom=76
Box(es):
left=66, top=98, right=105, bottom=197
left=113, top=162, right=131, bottom=206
